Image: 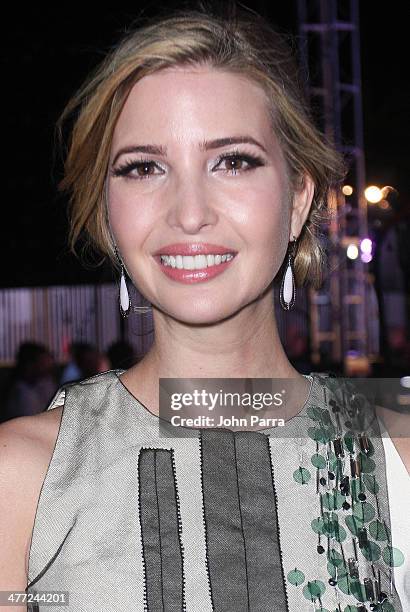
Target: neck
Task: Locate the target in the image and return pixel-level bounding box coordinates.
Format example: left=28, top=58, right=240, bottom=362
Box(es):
left=120, top=289, right=310, bottom=420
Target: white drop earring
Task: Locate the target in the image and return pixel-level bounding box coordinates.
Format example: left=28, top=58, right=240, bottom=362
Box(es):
left=114, top=246, right=131, bottom=318
left=279, top=234, right=298, bottom=311
left=119, top=264, right=131, bottom=317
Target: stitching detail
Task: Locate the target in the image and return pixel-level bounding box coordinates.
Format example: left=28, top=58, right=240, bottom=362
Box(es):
left=169, top=447, right=187, bottom=612
left=137, top=448, right=149, bottom=612
left=153, top=450, right=166, bottom=611
left=233, top=432, right=250, bottom=611
left=198, top=430, right=215, bottom=610
left=267, top=436, right=290, bottom=612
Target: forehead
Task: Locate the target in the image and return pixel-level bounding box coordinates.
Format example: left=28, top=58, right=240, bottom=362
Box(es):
left=112, top=65, right=275, bottom=147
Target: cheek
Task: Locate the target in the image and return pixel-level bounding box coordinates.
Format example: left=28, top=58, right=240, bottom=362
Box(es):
left=236, top=184, right=290, bottom=255
left=107, top=184, right=152, bottom=248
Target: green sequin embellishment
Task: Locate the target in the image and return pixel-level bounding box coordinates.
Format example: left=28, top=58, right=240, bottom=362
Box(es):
left=369, top=519, right=389, bottom=541
left=348, top=578, right=367, bottom=602
left=361, top=540, right=381, bottom=562
left=321, top=490, right=345, bottom=510
left=307, top=405, right=324, bottom=421
left=302, top=579, right=326, bottom=602
left=311, top=517, right=325, bottom=534
left=308, top=424, right=336, bottom=444
left=358, top=453, right=376, bottom=473
left=304, top=376, right=403, bottom=608
left=311, top=453, right=327, bottom=469
left=352, top=501, right=376, bottom=523
left=328, top=548, right=344, bottom=567
left=327, top=451, right=338, bottom=471
left=287, top=568, right=305, bottom=586
left=312, top=512, right=346, bottom=542
left=327, top=560, right=348, bottom=579
left=293, top=466, right=311, bottom=484
left=345, top=514, right=363, bottom=536
left=380, top=602, right=395, bottom=611
left=333, top=522, right=347, bottom=543
left=383, top=545, right=405, bottom=567
left=363, top=473, right=380, bottom=494
left=343, top=432, right=355, bottom=453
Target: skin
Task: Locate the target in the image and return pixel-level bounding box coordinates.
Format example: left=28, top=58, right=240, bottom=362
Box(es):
left=107, top=64, right=315, bottom=421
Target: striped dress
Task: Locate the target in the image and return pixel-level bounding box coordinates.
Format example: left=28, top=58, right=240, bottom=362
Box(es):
left=26, top=369, right=405, bottom=611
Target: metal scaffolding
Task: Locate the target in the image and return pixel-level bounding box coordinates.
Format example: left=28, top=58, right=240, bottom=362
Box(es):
left=297, top=0, right=372, bottom=374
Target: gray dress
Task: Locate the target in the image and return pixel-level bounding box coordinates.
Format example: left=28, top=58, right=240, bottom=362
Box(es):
left=26, top=369, right=404, bottom=611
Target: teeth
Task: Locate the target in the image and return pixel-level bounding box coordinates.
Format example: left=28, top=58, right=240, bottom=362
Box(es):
left=160, top=253, right=235, bottom=269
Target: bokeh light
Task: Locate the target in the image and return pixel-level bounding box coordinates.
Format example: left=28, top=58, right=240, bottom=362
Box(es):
left=361, top=252, right=372, bottom=263
left=360, top=238, right=373, bottom=254
left=347, top=244, right=359, bottom=259
left=365, top=185, right=383, bottom=203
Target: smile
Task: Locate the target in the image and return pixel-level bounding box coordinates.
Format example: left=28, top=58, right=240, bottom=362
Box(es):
left=153, top=253, right=237, bottom=284
left=160, top=253, right=235, bottom=270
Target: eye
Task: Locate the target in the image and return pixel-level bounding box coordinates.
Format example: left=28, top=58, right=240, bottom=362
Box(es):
left=111, top=158, right=164, bottom=180
left=212, top=151, right=265, bottom=175
left=110, top=149, right=265, bottom=181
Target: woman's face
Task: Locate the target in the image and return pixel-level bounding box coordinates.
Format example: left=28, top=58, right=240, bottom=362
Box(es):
left=107, top=65, right=313, bottom=324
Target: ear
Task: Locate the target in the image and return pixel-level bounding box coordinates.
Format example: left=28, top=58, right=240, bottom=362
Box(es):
left=289, top=173, right=315, bottom=239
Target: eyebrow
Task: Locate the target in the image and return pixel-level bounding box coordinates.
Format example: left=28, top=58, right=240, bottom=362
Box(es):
left=111, top=135, right=268, bottom=166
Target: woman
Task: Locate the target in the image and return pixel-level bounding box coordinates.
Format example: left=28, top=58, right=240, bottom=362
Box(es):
left=0, top=4, right=408, bottom=611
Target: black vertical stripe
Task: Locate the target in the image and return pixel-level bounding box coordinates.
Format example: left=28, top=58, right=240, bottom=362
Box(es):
left=200, top=429, right=287, bottom=612
left=200, top=428, right=250, bottom=611
left=138, top=448, right=184, bottom=612
left=234, top=431, right=288, bottom=610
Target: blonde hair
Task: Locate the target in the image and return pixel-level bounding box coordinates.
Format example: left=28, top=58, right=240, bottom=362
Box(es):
left=56, top=3, right=348, bottom=289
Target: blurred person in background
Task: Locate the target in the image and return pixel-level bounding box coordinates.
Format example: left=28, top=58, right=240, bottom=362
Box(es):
left=2, top=342, right=58, bottom=421
left=60, top=341, right=110, bottom=383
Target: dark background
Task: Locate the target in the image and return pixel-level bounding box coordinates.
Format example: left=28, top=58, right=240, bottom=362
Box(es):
left=3, top=2, right=409, bottom=288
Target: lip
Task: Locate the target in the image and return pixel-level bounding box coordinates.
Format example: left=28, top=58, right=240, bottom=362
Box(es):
left=153, top=243, right=238, bottom=256
left=154, top=253, right=237, bottom=284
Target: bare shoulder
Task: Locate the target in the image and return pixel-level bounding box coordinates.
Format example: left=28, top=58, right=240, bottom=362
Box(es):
left=0, top=407, right=63, bottom=592
left=375, top=404, right=410, bottom=477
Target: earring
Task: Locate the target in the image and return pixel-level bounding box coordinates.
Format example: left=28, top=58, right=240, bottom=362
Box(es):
left=119, top=263, right=131, bottom=318
left=113, top=245, right=131, bottom=318
left=114, top=245, right=152, bottom=317
left=279, top=234, right=298, bottom=311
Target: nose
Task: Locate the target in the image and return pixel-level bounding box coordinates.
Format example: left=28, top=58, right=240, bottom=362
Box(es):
left=165, top=174, right=218, bottom=234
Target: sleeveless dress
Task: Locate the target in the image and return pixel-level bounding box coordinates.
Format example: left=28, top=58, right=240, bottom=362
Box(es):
left=25, top=369, right=407, bottom=611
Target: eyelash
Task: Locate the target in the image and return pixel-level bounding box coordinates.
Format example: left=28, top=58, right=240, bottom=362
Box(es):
left=110, top=148, right=265, bottom=180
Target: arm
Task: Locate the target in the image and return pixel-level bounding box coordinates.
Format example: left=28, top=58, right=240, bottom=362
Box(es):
left=0, top=418, right=47, bottom=611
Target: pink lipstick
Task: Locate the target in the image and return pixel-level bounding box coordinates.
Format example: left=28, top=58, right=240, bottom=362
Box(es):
left=153, top=243, right=238, bottom=284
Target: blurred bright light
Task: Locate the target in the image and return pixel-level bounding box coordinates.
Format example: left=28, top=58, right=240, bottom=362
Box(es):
left=361, top=252, right=372, bottom=263
left=365, top=186, right=383, bottom=203
left=342, top=185, right=353, bottom=196
left=347, top=244, right=359, bottom=259
left=360, top=238, right=373, bottom=254
left=400, top=376, right=410, bottom=388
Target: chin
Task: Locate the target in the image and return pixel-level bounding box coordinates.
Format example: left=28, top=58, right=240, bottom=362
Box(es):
left=160, top=299, right=239, bottom=326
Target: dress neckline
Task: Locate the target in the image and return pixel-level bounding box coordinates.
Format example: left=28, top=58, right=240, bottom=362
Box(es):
left=112, top=368, right=317, bottom=434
